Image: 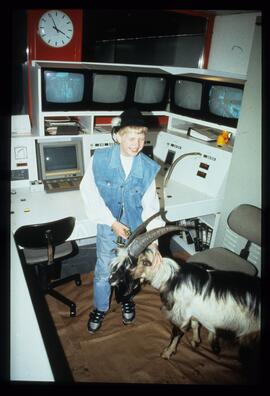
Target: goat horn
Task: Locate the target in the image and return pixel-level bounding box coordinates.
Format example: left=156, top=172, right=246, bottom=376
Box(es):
left=127, top=225, right=189, bottom=258
left=125, top=209, right=167, bottom=247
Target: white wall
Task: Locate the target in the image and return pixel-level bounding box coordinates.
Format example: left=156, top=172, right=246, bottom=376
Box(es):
left=213, top=19, right=261, bottom=273
left=208, top=13, right=260, bottom=75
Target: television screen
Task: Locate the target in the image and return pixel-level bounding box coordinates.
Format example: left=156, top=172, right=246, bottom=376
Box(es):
left=44, top=145, right=78, bottom=171
left=132, top=75, right=168, bottom=110
left=92, top=73, right=128, bottom=103
left=41, top=68, right=91, bottom=111
left=170, top=77, right=204, bottom=118
left=44, top=71, right=84, bottom=103
left=174, top=79, right=203, bottom=110
left=134, top=76, right=166, bottom=104
left=208, top=85, right=243, bottom=119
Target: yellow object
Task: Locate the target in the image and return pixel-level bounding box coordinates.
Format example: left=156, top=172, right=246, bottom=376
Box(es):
left=217, top=131, right=230, bottom=146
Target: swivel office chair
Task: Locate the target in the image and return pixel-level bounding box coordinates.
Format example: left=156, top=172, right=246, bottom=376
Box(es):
left=14, top=216, right=82, bottom=316
left=187, top=204, right=261, bottom=276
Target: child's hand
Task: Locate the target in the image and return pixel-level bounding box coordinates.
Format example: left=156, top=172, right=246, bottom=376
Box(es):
left=112, top=221, right=130, bottom=239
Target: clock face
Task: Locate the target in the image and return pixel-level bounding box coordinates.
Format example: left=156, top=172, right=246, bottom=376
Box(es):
left=38, top=10, right=74, bottom=48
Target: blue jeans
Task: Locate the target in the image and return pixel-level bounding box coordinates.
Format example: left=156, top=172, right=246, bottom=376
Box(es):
left=93, top=224, right=117, bottom=312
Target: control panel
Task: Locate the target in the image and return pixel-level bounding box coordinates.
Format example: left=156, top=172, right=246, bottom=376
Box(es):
left=154, top=131, right=232, bottom=198
left=154, top=131, right=232, bottom=221
left=11, top=136, right=39, bottom=188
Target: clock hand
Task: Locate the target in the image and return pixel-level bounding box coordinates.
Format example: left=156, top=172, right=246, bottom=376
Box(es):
left=57, top=28, right=69, bottom=38
left=50, top=15, right=59, bottom=32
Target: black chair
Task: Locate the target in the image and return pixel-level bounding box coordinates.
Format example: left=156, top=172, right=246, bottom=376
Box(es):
left=187, top=204, right=261, bottom=276
left=14, top=216, right=82, bottom=316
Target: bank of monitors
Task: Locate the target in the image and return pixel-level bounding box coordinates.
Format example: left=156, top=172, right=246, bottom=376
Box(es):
left=40, top=67, right=244, bottom=127
left=40, top=67, right=169, bottom=112
left=170, top=76, right=244, bottom=128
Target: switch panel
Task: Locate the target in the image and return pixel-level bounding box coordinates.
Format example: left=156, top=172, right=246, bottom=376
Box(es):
left=11, top=169, right=29, bottom=181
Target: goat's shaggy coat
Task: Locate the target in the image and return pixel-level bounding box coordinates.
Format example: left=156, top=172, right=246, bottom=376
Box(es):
left=110, top=246, right=260, bottom=359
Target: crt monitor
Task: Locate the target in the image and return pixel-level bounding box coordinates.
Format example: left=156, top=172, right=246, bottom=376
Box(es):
left=205, top=81, right=244, bottom=128
left=37, top=139, right=84, bottom=182
left=170, top=76, right=205, bottom=119
left=131, top=74, right=169, bottom=111
left=90, top=71, right=131, bottom=110
left=41, top=68, right=91, bottom=111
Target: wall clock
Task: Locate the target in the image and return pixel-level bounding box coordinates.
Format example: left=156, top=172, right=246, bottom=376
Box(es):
left=38, top=10, right=74, bottom=48
left=27, top=9, right=83, bottom=119
left=27, top=9, right=82, bottom=61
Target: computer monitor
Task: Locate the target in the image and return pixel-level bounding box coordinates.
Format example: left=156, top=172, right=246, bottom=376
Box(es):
left=90, top=71, right=131, bottom=110
left=41, top=68, right=91, bottom=111
left=170, top=76, right=205, bottom=119
left=131, top=74, right=169, bottom=111
left=205, top=82, right=244, bottom=127
left=37, top=139, right=84, bottom=182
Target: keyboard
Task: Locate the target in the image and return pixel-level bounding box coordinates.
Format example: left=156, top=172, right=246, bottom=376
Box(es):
left=44, top=177, right=82, bottom=193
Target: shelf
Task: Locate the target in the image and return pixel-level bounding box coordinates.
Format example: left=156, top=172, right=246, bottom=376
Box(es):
left=168, top=113, right=237, bottom=136
left=171, top=235, right=197, bottom=255
left=198, top=214, right=215, bottom=228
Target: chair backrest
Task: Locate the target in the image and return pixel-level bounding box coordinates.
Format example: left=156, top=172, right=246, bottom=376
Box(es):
left=14, top=216, right=76, bottom=249
left=227, top=204, right=261, bottom=246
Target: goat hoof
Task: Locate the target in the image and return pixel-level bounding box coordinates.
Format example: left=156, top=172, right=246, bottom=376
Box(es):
left=191, top=340, right=199, bottom=349
left=161, top=348, right=173, bottom=360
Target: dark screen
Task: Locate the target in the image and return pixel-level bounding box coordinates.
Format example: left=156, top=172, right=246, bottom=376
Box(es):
left=44, top=146, right=77, bottom=171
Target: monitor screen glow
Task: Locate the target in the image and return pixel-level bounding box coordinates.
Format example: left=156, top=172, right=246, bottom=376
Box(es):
left=208, top=85, right=243, bottom=119
left=44, top=71, right=85, bottom=103
left=134, top=76, right=166, bottom=104
left=92, top=73, right=128, bottom=103
left=174, top=79, right=202, bottom=110
left=44, top=146, right=78, bottom=172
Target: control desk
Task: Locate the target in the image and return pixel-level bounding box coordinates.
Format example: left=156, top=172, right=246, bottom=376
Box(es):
left=11, top=188, right=96, bottom=242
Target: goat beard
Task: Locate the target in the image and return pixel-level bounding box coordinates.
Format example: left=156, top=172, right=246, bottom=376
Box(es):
left=114, top=268, right=141, bottom=300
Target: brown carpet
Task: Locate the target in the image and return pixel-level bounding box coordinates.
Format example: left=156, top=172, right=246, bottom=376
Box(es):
left=45, top=272, right=253, bottom=385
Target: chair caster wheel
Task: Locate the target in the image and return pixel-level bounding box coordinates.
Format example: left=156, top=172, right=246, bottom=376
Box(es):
left=70, top=303, right=76, bottom=317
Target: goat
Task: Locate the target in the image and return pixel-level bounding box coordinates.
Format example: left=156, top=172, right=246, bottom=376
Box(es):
left=109, top=225, right=261, bottom=360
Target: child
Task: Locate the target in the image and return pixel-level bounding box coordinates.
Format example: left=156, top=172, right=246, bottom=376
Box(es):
left=80, top=107, right=164, bottom=333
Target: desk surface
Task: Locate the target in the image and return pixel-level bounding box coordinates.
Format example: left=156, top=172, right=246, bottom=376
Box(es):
left=11, top=187, right=97, bottom=241
left=11, top=180, right=221, bottom=238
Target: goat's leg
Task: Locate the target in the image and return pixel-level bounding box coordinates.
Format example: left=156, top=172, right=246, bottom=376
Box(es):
left=208, top=331, right=220, bottom=354
left=190, top=318, right=201, bottom=348
left=161, top=325, right=184, bottom=360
